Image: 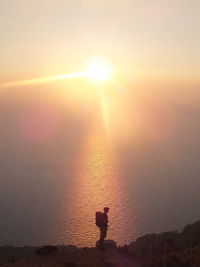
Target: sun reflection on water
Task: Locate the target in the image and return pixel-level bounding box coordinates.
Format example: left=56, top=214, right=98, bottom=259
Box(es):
left=64, top=124, right=129, bottom=247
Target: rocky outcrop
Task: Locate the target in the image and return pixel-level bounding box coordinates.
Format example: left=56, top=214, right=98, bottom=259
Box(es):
left=181, top=221, right=200, bottom=247
left=128, top=231, right=180, bottom=257
left=96, top=239, right=117, bottom=249
left=36, top=245, right=58, bottom=255
left=127, top=221, right=200, bottom=267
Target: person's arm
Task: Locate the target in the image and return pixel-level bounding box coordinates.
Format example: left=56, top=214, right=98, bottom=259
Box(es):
left=105, top=215, right=109, bottom=227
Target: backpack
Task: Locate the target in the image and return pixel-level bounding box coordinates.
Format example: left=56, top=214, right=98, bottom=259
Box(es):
left=95, top=211, right=104, bottom=227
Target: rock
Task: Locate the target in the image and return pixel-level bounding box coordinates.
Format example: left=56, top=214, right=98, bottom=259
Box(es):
left=128, top=231, right=180, bottom=257
left=104, top=261, right=117, bottom=267
left=57, top=245, right=77, bottom=252
left=65, top=262, right=78, bottom=267
left=79, top=264, right=94, bottom=267
left=117, top=244, right=129, bottom=254
left=6, top=257, right=19, bottom=264
left=182, top=221, right=200, bottom=247
left=128, top=234, right=157, bottom=257
left=35, top=245, right=58, bottom=255
left=96, top=240, right=117, bottom=249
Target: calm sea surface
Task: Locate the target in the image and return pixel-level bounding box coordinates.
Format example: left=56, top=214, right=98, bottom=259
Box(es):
left=0, top=85, right=200, bottom=247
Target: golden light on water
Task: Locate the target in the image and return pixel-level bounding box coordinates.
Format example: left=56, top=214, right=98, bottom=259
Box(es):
left=66, top=124, right=123, bottom=246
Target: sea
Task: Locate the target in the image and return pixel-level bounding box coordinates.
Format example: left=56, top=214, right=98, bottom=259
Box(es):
left=0, top=83, right=199, bottom=247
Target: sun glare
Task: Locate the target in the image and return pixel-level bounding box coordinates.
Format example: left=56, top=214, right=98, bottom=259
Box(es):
left=86, top=60, right=112, bottom=82
left=0, top=58, right=112, bottom=89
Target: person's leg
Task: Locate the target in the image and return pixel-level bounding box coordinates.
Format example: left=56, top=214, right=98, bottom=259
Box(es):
left=99, top=228, right=107, bottom=249
left=99, top=227, right=104, bottom=248
left=104, top=228, right=107, bottom=238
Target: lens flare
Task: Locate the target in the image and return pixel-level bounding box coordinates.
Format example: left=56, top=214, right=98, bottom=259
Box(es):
left=0, top=72, right=85, bottom=89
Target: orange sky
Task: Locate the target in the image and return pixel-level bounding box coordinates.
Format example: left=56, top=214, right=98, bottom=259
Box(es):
left=0, top=0, right=199, bottom=85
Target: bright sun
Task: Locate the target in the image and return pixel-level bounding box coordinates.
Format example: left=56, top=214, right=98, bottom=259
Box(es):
left=86, top=60, right=112, bottom=82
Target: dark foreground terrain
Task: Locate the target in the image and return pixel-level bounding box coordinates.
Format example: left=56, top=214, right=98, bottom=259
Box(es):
left=1, top=221, right=200, bottom=267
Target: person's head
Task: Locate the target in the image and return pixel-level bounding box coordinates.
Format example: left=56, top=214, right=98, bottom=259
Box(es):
left=104, top=207, right=110, bottom=213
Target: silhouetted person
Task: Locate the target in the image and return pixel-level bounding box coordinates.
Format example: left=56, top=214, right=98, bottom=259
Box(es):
left=96, top=207, right=110, bottom=250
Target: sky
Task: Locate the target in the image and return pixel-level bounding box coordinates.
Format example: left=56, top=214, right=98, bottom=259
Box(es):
left=0, top=0, right=200, bottom=84
left=0, top=0, right=199, bottom=159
